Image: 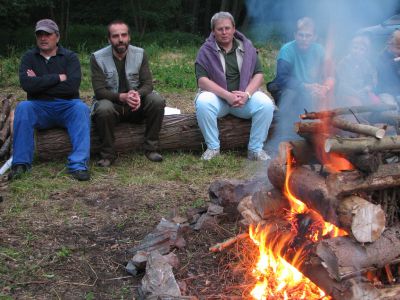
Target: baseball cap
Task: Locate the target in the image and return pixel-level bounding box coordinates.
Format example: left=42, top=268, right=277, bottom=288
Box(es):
left=35, top=19, right=59, bottom=34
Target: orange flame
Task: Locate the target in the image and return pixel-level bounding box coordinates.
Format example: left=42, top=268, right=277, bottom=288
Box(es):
left=249, top=224, right=329, bottom=300
left=250, top=145, right=347, bottom=299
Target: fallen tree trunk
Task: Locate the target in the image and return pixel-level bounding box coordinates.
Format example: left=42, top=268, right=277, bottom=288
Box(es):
left=316, top=226, right=400, bottom=281
left=35, top=114, right=252, bottom=160
left=268, top=161, right=386, bottom=242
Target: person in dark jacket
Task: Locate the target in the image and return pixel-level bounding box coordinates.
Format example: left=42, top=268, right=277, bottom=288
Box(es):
left=9, top=19, right=90, bottom=181
left=91, top=20, right=165, bottom=166
left=266, top=17, right=334, bottom=151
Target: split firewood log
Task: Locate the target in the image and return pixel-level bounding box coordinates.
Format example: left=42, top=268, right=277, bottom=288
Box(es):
left=301, top=257, right=399, bottom=300
left=268, top=160, right=386, bottom=242
left=316, top=226, right=400, bottom=281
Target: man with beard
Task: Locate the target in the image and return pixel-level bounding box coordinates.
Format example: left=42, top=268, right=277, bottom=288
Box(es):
left=9, top=19, right=90, bottom=181
left=266, top=17, right=334, bottom=151
left=91, top=20, right=165, bottom=166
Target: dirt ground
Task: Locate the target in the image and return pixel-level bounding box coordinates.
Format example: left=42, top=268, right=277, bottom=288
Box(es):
left=1, top=178, right=258, bottom=299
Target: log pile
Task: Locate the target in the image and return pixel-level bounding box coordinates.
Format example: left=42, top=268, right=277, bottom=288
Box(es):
left=222, top=104, right=400, bottom=299
left=0, top=95, right=14, bottom=161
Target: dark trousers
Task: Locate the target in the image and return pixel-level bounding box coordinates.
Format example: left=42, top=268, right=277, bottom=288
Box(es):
left=93, top=92, right=165, bottom=159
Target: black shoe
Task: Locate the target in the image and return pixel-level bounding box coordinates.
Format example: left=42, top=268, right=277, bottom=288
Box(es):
left=145, top=151, right=163, bottom=162
left=70, top=170, right=90, bottom=181
left=8, top=164, right=29, bottom=181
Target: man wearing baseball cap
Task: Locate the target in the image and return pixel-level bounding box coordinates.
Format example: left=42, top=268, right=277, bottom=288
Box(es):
left=9, top=19, right=91, bottom=181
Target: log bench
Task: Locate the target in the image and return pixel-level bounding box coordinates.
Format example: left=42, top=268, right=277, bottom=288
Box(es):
left=35, top=114, right=253, bottom=160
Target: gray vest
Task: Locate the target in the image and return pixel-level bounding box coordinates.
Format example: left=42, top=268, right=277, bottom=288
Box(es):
left=93, top=45, right=144, bottom=93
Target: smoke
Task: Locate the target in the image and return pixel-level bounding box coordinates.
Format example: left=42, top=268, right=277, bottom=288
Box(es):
left=245, top=0, right=400, bottom=46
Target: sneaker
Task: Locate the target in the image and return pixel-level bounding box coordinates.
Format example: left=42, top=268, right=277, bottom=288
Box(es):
left=70, top=170, right=90, bottom=181
left=247, top=150, right=271, bottom=161
left=201, top=149, right=220, bottom=160
left=8, top=164, right=29, bottom=181
left=145, top=151, right=163, bottom=162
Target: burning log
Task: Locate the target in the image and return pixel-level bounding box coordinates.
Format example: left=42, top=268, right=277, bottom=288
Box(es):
left=325, top=135, right=400, bottom=154
left=300, top=104, right=397, bottom=120
left=316, top=226, right=400, bottom=281
left=268, top=161, right=386, bottom=243
left=35, top=114, right=252, bottom=160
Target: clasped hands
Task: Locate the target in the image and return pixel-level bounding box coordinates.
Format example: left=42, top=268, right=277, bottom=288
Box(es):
left=120, top=90, right=141, bottom=111
left=226, top=90, right=250, bottom=108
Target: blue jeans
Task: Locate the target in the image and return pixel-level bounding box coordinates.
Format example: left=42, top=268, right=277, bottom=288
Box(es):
left=195, top=91, right=275, bottom=152
left=12, top=99, right=91, bottom=172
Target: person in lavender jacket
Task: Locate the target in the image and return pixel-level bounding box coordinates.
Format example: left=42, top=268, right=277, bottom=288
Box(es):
left=194, top=11, right=275, bottom=161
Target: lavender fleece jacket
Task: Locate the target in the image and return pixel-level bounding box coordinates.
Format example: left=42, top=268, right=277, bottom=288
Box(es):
left=195, top=30, right=257, bottom=91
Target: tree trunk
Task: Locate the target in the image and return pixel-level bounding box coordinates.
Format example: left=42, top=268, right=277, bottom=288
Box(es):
left=35, top=114, right=251, bottom=160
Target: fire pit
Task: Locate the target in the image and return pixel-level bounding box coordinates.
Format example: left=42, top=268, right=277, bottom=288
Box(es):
left=229, top=104, right=400, bottom=299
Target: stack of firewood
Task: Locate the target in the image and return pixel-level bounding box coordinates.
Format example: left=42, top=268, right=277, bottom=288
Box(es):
left=0, top=95, right=14, bottom=161
left=228, top=104, right=400, bottom=299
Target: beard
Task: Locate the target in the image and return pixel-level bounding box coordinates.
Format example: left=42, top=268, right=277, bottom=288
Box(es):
left=112, top=42, right=128, bottom=54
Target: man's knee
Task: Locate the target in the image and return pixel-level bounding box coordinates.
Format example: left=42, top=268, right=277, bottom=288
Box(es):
left=15, top=101, right=34, bottom=116
left=144, top=92, right=166, bottom=111
left=93, top=99, right=116, bottom=118
left=71, top=100, right=90, bottom=116
left=195, top=92, right=217, bottom=113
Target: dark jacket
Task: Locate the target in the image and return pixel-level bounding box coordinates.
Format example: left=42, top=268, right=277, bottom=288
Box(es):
left=19, top=46, right=81, bottom=100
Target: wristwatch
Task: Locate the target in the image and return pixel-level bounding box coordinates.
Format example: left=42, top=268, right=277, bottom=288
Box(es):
left=245, top=91, right=252, bottom=99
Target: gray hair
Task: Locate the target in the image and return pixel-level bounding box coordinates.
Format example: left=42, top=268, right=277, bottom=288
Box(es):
left=210, top=11, right=235, bottom=30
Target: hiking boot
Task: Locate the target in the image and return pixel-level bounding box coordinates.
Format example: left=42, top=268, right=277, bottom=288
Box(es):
left=145, top=151, right=163, bottom=162
left=201, top=149, right=220, bottom=161
left=96, top=158, right=114, bottom=167
left=247, top=149, right=271, bottom=161
left=8, top=164, right=29, bottom=181
left=70, top=170, right=90, bottom=181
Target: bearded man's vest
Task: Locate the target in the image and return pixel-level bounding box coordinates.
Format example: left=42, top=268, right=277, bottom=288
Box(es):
left=93, top=45, right=144, bottom=93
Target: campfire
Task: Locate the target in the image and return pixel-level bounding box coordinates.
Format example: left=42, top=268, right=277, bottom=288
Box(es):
left=238, top=103, right=400, bottom=299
